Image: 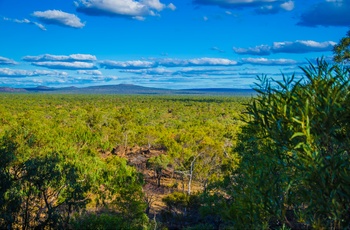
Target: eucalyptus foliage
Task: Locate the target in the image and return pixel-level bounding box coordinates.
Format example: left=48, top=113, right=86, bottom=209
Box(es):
left=216, top=59, right=350, bottom=229
left=334, top=30, right=350, bottom=64
left=0, top=94, right=245, bottom=229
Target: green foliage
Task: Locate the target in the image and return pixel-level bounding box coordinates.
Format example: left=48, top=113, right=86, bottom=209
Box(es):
left=71, top=213, right=125, bottom=230
left=334, top=30, right=350, bottom=64
left=214, top=59, right=350, bottom=229
left=147, top=154, right=170, bottom=187
left=0, top=94, right=245, bottom=229
left=99, top=157, right=148, bottom=227
left=0, top=129, right=89, bottom=229
left=161, top=192, right=201, bottom=229
left=71, top=212, right=149, bottom=230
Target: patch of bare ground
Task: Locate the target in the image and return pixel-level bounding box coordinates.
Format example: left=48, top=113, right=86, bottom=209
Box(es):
left=106, top=145, right=202, bottom=216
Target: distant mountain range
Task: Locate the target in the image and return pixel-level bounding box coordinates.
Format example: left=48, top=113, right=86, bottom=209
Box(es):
left=0, top=84, right=256, bottom=96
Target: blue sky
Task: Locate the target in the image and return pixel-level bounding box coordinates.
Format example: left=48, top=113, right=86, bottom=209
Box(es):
left=0, top=0, right=349, bottom=89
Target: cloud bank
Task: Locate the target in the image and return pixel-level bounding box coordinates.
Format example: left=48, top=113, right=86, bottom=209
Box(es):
left=23, top=54, right=97, bottom=62
left=193, top=0, right=295, bottom=14
left=1, top=53, right=303, bottom=88
left=0, top=68, right=67, bottom=78
left=77, top=70, right=103, bottom=75
left=241, top=57, right=299, bottom=65
left=32, top=10, right=85, bottom=28
left=23, top=54, right=98, bottom=70
left=100, top=58, right=239, bottom=69
left=120, top=67, right=172, bottom=75
left=0, top=56, right=17, bottom=65
left=234, top=40, right=336, bottom=55
left=100, top=60, right=156, bottom=69
left=75, top=0, right=175, bottom=20
left=298, top=0, right=350, bottom=27
left=32, top=61, right=97, bottom=70
left=159, top=58, right=238, bottom=67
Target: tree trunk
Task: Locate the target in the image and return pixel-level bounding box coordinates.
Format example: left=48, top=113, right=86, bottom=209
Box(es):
left=188, top=159, right=195, bottom=195
left=123, top=132, right=128, bottom=154
left=156, top=169, right=162, bottom=187
left=188, top=154, right=201, bottom=195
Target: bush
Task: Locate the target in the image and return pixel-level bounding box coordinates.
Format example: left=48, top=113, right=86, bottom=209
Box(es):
left=161, top=192, right=201, bottom=229
left=71, top=213, right=124, bottom=230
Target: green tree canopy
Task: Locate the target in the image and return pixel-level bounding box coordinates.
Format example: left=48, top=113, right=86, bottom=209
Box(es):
left=334, top=30, right=350, bottom=63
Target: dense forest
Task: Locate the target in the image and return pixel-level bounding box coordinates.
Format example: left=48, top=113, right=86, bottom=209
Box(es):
left=1, top=32, right=350, bottom=229
left=0, top=94, right=248, bottom=229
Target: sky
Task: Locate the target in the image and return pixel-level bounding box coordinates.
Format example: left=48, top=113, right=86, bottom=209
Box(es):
left=0, top=0, right=349, bottom=89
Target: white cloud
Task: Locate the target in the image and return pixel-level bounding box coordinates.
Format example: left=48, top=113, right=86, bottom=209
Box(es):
left=75, top=0, right=174, bottom=19
left=23, top=54, right=97, bottom=62
left=0, top=68, right=68, bottom=77
left=234, top=40, right=336, bottom=55
left=32, top=10, right=85, bottom=28
left=32, top=61, right=97, bottom=70
left=101, top=58, right=238, bottom=69
left=167, top=3, right=176, bottom=10
left=241, top=57, right=299, bottom=65
left=126, top=67, right=241, bottom=79
left=156, top=58, right=185, bottom=67
left=233, top=45, right=271, bottom=55
left=77, top=70, right=103, bottom=75
left=193, top=0, right=295, bottom=14
left=132, top=16, right=146, bottom=21
left=75, top=0, right=148, bottom=16
left=280, top=0, right=294, bottom=11
left=121, top=67, right=172, bottom=75
left=100, top=60, right=156, bottom=69
left=3, top=17, right=30, bottom=24
left=142, top=0, right=166, bottom=11
left=13, top=18, right=31, bottom=23
left=158, top=58, right=238, bottom=67
left=33, top=22, right=47, bottom=31
left=70, top=54, right=97, bottom=61
left=2, top=17, right=47, bottom=30
left=0, top=56, right=17, bottom=65
left=272, top=40, right=336, bottom=53
left=174, top=67, right=240, bottom=76
left=188, top=58, right=237, bottom=66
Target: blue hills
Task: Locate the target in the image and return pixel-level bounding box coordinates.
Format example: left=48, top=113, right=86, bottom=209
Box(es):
left=0, top=84, right=255, bottom=96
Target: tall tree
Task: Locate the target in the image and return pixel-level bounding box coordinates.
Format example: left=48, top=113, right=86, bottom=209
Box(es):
left=147, top=154, right=170, bottom=187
